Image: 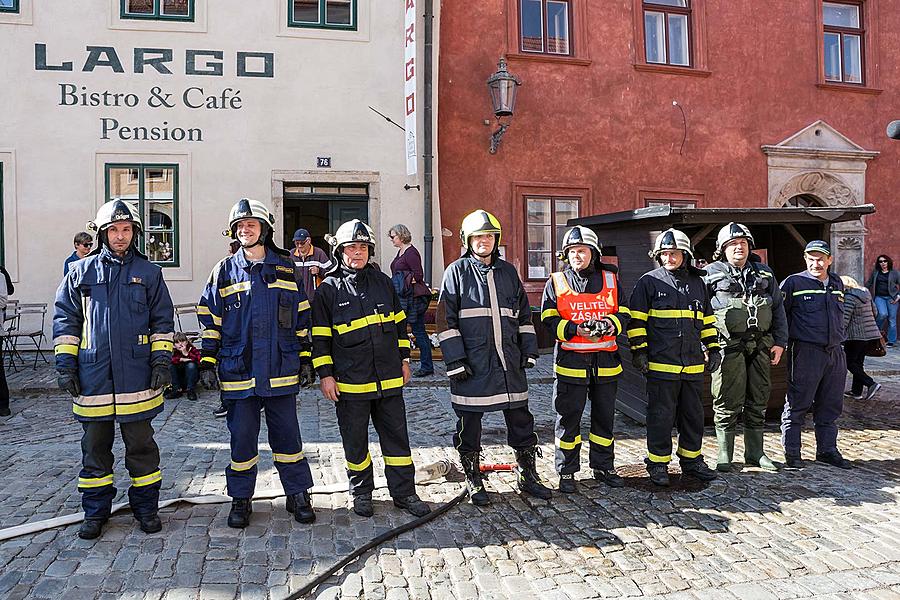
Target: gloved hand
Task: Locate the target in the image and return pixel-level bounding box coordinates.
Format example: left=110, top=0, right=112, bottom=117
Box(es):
left=706, top=349, right=723, bottom=373
left=299, top=363, right=316, bottom=388
left=199, top=365, right=219, bottom=390
left=521, top=355, right=537, bottom=369
left=150, top=364, right=172, bottom=390
left=632, top=352, right=649, bottom=374
left=57, top=371, right=81, bottom=397
left=446, top=360, right=473, bottom=382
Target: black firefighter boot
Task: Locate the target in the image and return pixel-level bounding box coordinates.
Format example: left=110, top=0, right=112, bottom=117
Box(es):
left=227, top=498, right=252, bottom=528
left=286, top=491, right=316, bottom=524
left=681, top=459, right=719, bottom=482
left=514, top=446, right=552, bottom=500
left=459, top=452, right=490, bottom=506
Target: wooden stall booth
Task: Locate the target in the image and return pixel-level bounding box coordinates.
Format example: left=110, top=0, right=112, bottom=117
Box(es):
left=568, top=204, right=875, bottom=424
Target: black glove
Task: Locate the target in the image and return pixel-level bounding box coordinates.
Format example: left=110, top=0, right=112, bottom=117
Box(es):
left=57, top=371, right=81, bottom=397
left=446, top=360, right=473, bottom=382
left=583, top=318, right=615, bottom=337
left=150, top=364, right=172, bottom=390
left=521, top=355, right=537, bottom=369
left=299, top=363, right=316, bottom=388
left=199, top=364, right=219, bottom=390
left=706, top=349, right=723, bottom=373
left=632, top=352, right=649, bottom=374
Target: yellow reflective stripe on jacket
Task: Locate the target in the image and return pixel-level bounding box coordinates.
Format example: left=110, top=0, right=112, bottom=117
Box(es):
left=78, top=474, right=114, bottom=488
left=298, top=300, right=311, bottom=312
left=221, top=378, right=256, bottom=391
left=73, top=403, right=113, bottom=418
left=629, top=309, right=648, bottom=321
left=274, top=451, right=305, bottom=463
left=677, top=446, right=702, bottom=459
left=271, top=375, right=299, bottom=388
left=336, top=377, right=404, bottom=394
left=631, top=342, right=648, bottom=350
left=627, top=328, right=647, bottom=337
left=541, top=308, right=560, bottom=320
left=648, top=309, right=700, bottom=319
left=268, top=280, right=298, bottom=291
left=394, top=310, right=406, bottom=323
left=619, top=306, right=631, bottom=315
left=347, top=453, right=372, bottom=471
left=700, top=327, right=718, bottom=338
left=383, top=455, right=413, bottom=467
left=556, top=319, right=569, bottom=341
left=595, top=364, right=623, bottom=377
left=703, top=315, right=717, bottom=325
left=792, top=289, right=826, bottom=296
left=312, top=355, right=333, bottom=368
left=131, top=470, right=162, bottom=487
left=312, top=327, right=333, bottom=337
left=647, top=452, right=671, bottom=463
left=588, top=433, right=613, bottom=446
left=557, top=435, right=582, bottom=450
left=201, top=356, right=217, bottom=365
left=220, top=281, right=251, bottom=297
left=231, top=455, right=259, bottom=472
left=554, top=364, right=587, bottom=378
left=333, top=312, right=397, bottom=335
left=151, top=341, right=174, bottom=352
left=197, top=306, right=212, bottom=315
left=398, top=339, right=411, bottom=348
left=55, top=344, right=79, bottom=356
left=202, top=330, right=221, bottom=340
left=115, top=393, right=164, bottom=416
left=608, top=314, right=622, bottom=333
left=648, top=362, right=704, bottom=374
left=138, top=335, right=149, bottom=344
left=299, top=350, right=311, bottom=358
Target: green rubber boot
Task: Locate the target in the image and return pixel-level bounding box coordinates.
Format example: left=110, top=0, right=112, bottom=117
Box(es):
left=744, top=428, right=778, bottom=471
left=715, top=429, right=735, bottom=473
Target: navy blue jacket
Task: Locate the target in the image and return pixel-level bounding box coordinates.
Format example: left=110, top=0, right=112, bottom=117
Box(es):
left=53, top=248, right=174, bottom=422
left=780, top=270, right=845, bottom=348
left=198, top=249, right=312, bottom=400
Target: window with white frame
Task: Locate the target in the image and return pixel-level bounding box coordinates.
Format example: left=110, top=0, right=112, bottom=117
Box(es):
left=520, top=0, right=572, bottom=55
left=643, top=0, right=691, bottom=67
left=823, top=1, right=864, bottom=84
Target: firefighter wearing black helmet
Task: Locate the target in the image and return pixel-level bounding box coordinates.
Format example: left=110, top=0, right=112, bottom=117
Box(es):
left=627, top=228, right=720, bottom=487
left=541, top=226, right=630, bottom=493
left=311, top=219, right=431, bottom=519
left=197, top=198, right=317, bottom=528
left=437, top=209, right=552, bottom=505
left=704, top=223, right=787, bottom=473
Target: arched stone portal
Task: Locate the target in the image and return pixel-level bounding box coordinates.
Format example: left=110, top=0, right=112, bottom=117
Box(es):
left=762, top=120, right=878, bottom=281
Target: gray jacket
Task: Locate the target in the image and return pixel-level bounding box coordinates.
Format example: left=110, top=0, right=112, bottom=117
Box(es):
left=842, top=288, right=882, bottom=341
left=865, top=269, right=900, bottom=301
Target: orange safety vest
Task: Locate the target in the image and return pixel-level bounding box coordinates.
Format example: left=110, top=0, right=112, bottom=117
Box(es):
left=551, top=270, right=618, bottom=353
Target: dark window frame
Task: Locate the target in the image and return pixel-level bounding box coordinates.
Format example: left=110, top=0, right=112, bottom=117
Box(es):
left=642, top=0, right=693, bottom=67
left=0, top=163, right=4, bottom=265
left=288, top=0, right=358, bottom=31
left=0, top=0, right=19, bottom=14
left=523, top=194, right=581, bottom=282
left=519, top=0, right=574, bottom=57
left=823, top=0, right=866, bottom=85
left=104, top=163, right=180, bottom=267
left=120, top=0, right=194, bottom=22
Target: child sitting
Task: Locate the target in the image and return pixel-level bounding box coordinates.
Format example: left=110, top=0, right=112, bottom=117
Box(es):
left=165, top=332, right=201, bottom=400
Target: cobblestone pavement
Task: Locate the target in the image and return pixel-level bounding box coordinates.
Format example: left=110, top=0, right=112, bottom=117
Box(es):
left=1, top=363, right=899, bottom=599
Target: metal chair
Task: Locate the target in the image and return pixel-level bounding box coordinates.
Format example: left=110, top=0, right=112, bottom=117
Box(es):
left=9, top=303, right=50, bottom=368
left=174, top=303, right=201, bottom=343
left=1, top=300, right=20, bottom=372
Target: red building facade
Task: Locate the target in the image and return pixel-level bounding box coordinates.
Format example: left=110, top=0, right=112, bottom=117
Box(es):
left=437, top=0, right=899, bottom=302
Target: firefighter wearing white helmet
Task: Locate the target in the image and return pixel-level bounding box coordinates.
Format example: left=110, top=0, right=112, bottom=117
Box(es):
left=704, top=223, right=787, bottom=472
left=53, top=198, right=175, bottom=539
left=627, top=228, right=721, bottom=487
left=541, top=225, right=630, bottom=493
left=438, top=209, right=551, bottom=505
left=311, top=219, right=431, bottom=519
left=198, top=198, right=317, bottom=528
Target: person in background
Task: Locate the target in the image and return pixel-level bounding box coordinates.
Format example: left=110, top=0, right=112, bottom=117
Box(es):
left=865, top=254, right=899, bottom=347
left=0, top=263, right=12, bottom=417
left=63, top=232, right=94, bottom=276
left=165, top=332, right=201, bottom=401
left=389, top=224, right=434, bottom=377
left=841, top=275, right=883, bottom=401
left=291, top=228, right=333, bottom=303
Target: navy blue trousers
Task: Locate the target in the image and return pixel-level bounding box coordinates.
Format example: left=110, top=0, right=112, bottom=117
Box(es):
left=781, top=342, right=846, bottom=456
left=225, top=394, right=314, bottom=499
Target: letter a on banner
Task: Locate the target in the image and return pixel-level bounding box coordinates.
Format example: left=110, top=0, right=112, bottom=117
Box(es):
left=404, top=0, right=418, bottom=176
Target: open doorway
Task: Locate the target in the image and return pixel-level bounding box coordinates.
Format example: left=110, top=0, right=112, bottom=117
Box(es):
left=282, top=183, right=369, bottom=253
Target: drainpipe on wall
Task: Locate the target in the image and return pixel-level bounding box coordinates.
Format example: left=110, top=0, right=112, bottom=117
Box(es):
left=422, top=0, right=434, bottom=285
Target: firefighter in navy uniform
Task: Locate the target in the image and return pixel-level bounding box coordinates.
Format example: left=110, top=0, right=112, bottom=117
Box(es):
left=627, top=228, right=721, bottom=487
left=704, top=223, right=788, bottom=472
left=437, top=210, right=552, bottom=505
left=53, top=200, right=175, bottom=539
left=541, top=226, right=629, bottom=493
left=779, top=240, right=850, bottom=470
left=197, top=199, right=317, bottom=528
left=311, top=220, right=431, bottom=519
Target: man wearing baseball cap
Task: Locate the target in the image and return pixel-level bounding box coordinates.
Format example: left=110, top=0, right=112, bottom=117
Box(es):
left=291, top=228, right=333, bottom=302
left=779, top=240, right=850, bottom=470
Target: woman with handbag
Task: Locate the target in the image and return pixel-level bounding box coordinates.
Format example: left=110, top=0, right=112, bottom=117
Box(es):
left=840, top=275, right=883, bottom=400
left=389, top=224, right=434, bottom=377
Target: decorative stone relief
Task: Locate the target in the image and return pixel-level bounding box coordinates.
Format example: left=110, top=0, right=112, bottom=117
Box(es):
left=774, top=171, right=859, bottom=207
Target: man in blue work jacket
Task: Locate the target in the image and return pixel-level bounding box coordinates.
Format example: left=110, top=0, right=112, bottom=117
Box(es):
left=779, top=240, right=850, bottom=469
left=198, top=198, right=317, bottom=528
left=53, top=200, right=175, bottom=539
